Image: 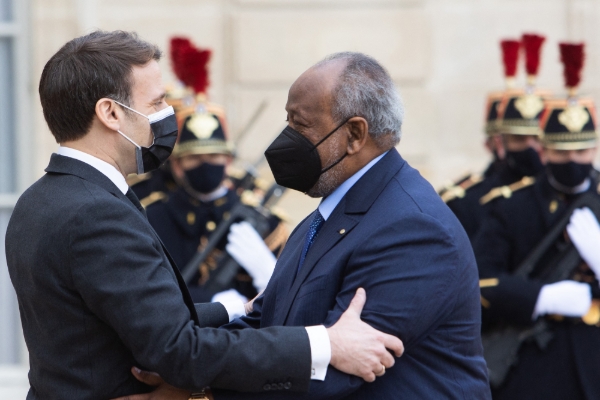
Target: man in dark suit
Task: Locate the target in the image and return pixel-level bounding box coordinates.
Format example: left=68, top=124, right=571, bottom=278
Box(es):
left=5, top=31, right=403, bottom=400
left=185, top=52, right=487, bottom=399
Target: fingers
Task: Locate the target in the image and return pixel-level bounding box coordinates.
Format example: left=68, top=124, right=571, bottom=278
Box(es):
left=346, top=288, right=366, bottom=318
left=380, top=332, right=404, bottom=357
left=131, top=367, right=163, bottom=386
left=363, top=372, right=376, bottom=383
left=374, top=365, right=386, bottom=377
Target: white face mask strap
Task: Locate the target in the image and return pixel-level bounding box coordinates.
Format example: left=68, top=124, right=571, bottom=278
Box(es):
left=113, top=100, right=149, bottom=120
left=117, top=130, right=141, bottom=149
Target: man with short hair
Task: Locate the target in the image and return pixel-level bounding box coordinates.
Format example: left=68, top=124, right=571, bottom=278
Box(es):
left=5, top=31, right=403, bottom=399
left=137, top=52, right=487, bottom=399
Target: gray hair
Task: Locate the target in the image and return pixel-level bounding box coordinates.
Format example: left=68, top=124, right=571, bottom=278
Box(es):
left=315, top=52, right=404, bottom=148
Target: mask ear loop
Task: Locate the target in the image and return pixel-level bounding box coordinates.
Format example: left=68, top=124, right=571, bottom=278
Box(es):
left=113, top=100, right=156, bottom=147
left=313, top=117, right=352, bottom=148
left=313, top=117, right=352, bottom=173
left=117, top=130, right=141, bottom=149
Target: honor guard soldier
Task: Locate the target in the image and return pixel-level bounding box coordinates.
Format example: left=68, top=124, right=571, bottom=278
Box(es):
left=439, top=39, right=516, bottom=240
left=145, top=38, right=287, bottom=303
left=479, top=34, right=552, bottom=208
left=145, top=107, right=287, bottom=303
left=474, top=42, right=600, bottom=399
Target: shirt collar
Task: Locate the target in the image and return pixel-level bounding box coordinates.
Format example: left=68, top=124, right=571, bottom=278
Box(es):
left=318, top=151, right=388, bottom=221
left=56, top=146, right=129, bottom=195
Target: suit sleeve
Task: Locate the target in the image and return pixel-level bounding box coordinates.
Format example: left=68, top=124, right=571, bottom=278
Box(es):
left=69, top=198, right=311, bottom=393
left=472, top=202, right=543, bottom=325
left=195, top=302, right=229, bottom=328
left=214, top=214, right=465, bottom=400
left=220, top=293, right=264, bottom=331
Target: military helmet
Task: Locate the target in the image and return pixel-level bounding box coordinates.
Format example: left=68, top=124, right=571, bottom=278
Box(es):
left=497, top=34, right=551, bottom=136
left=541, top=43, right=598, bottom=150
left=167, top=36, right=234, bottom=157
left=173, top=109, right=234, bottom=157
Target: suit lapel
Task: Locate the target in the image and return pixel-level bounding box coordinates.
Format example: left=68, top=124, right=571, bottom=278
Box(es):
left=277, top=208, right=360, bottom=325
left=274, top=149, right=406, bottom=325
left=45, top=154, right=200, bottom=324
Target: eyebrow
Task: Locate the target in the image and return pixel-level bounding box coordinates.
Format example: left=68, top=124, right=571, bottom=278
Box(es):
left=151, top=92, right=167, bottom=103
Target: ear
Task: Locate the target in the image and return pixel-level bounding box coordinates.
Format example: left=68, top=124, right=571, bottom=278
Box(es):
left=95, top=98, right=123, bottom=132
left=345, top=117, right=369, bottom=155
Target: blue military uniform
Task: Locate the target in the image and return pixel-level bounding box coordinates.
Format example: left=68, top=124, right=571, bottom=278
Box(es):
left=146, top=186, right=287, bottom=302
left=473, top=69, right=600, bottom=398
left=474, top=171, right=600, bottom=400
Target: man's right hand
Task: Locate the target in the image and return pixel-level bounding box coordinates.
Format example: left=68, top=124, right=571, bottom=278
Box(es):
left=327, top=288, right=404, bottom=382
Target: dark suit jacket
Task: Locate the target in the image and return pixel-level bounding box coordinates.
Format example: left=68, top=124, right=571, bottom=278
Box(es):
left=5, top=154, right=311, bottom=400
left=215, top=149, right=491, bottom=399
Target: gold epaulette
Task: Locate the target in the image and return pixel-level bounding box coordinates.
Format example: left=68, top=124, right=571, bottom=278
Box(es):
left=140, top=191, right=167, bottom=209
left=440, top=173, right=484, bottom=203
left=479, top=176, right=535, bottom=205
left=126, top=172, right=151, bottom=187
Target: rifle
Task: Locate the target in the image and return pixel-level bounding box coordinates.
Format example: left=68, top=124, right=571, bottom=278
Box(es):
left=482, top=191, right=600, bottom=388
left=180, top=182, right=287, bottom=293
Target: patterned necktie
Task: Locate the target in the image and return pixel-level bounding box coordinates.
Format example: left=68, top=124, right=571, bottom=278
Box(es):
left=125, top=188, right=147, bottom=217
left=298, top=210, right=325, bottom=272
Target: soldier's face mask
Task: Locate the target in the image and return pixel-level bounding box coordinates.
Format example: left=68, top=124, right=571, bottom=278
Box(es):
left=184, top=162, right=225, bottom=194
left=264, top=118, right=350, bottom=193
left=114, top=101, right=178, bottom=175
left=547, top=161, right=593, bottom=188
left=505, top=147, right=544, bottom=177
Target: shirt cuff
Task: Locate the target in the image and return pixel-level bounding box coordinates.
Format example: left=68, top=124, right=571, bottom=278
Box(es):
left=305, top=325, right=331, bottom=381
left=220, top=300, right=246, bottom=322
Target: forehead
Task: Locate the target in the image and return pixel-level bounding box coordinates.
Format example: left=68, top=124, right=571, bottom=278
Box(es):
left=130, top=60, right=163, bottom=102
left=286, top=60, right=347, bottom=119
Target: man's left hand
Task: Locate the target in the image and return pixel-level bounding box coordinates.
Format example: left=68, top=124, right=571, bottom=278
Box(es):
left=567, top=207, right=600, bottom=279
left=110, top=367, right=191, bottom=400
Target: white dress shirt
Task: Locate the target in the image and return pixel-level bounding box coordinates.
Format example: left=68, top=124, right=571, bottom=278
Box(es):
left=319, top=151, right=388, bottom=220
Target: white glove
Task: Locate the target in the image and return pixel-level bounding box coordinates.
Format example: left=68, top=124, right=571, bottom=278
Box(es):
left=533, top=280, right=591, bottom=319
left=567, top=207, right=600, bottom=279
left=226, top=221, right=277, bottom=292
left=211, top=288, right=248, bottom=305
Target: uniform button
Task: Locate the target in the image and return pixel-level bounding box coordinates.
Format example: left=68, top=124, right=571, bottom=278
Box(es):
left=263, top=384, right=271, bottom=391
left=284, top=382, right=292, bottom=390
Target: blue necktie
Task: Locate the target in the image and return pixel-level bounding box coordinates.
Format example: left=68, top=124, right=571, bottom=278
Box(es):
left=298, top=210, right=325, bottom=271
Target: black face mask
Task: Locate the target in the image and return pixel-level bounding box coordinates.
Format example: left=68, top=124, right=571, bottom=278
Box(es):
left=547, top=162, right=593, bottom=188
left=184, top=162, right=225, bottom=194
left=115, top=102, right=179, bottom=175
left=505, top=147, right=544, bottom=177
left=264, top=119, right=349, bottom=193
